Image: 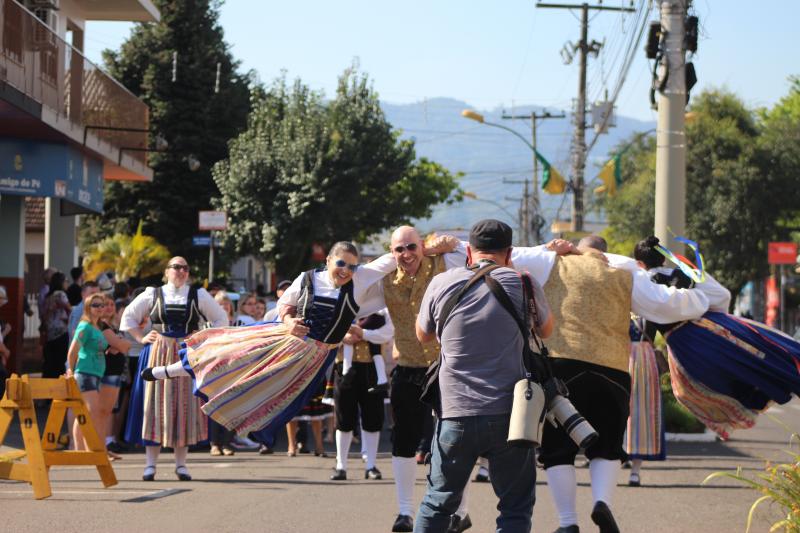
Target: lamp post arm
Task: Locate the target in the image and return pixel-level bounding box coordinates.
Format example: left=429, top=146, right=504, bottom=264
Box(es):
left=482, top=120, right=539, bottom=156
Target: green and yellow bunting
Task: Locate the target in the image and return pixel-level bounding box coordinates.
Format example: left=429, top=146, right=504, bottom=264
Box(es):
left=594, top=153, right=622, bottom=196
left=537, top=152, right=566, bottom=194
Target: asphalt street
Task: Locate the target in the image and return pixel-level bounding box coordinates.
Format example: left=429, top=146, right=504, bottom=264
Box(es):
left=1, top=399, right=798, bottom=533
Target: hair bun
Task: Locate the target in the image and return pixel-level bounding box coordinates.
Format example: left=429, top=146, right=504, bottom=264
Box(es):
left=645, top=235, right=660, bottom=247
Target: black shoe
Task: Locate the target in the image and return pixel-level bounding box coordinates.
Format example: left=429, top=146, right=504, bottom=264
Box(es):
left=391, top=514, right=414, bottom=532
left=448, top=513, right=473, bottom=533
left=106, top=440, right=128, bottom=454
left=142, top=466, right=156, bottom=481
left=368, top=382, right=389, bottom=394
left=258, top=444, right=274, bottom=455
left=140, top=367, right=156, bottom=381
left=365, top=467, right=382, bottom=480
left=330, top=469, right=347, bottom=481
left=591, top=501, right=619, bottom=533
left=175, top=466, right=192, bottom=481
left=553, top=526, right=579, bottom=533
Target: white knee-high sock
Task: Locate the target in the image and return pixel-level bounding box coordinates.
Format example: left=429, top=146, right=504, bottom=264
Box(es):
left=145, top=445, right=160, bottom=468
left=342, top=345, right=354, bottom=375
left=174, top=445, right=188, bottom=467
left=372, top=355, right=387, bottom=385
left=151, top=361, right=190, bottom=380
left=545, top=465, right=578, bottom=527
left=392, top=455, right=417, bottom=517
left=455, top=475, right=470, bottom=518
left=335, top=430, right=353, bottom=471
left=589, top=458, right=620, bottom=506
left=362, top=430, right=380, bottom=470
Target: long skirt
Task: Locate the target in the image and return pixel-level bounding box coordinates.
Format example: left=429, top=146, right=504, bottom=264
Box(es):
left=179, top=323, right=337, bottom=443
left=666, top=311, right=800, bottom=439
left=124, top=334, right=207, bottom=447
left=627, top=341, right=665, bottom=460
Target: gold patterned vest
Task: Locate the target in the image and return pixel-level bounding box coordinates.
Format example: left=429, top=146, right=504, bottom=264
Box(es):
left=383, top=254, right=447, bottom=368
left=543, top=254, right=633, bottom=373
left=335, top=341, right=378, bottom=364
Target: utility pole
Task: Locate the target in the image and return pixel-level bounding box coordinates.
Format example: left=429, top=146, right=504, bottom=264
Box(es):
left=502, top=110, right=566, bottom=244
left=505, top=178, right=531, bottom=246
left=537, top=2, right=635, bottom=233
left=654, top=0, right=688, bottom=252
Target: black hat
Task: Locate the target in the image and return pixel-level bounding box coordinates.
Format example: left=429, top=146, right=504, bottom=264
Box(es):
left=469, top=219, right=513, bottom=251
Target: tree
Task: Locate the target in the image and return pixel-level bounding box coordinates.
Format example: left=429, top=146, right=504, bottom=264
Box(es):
left=597, top=87, right=800, bottom=297
left=79, top=0, right=252, bottom=274
left=213, top=68, right=462, bottom=275
left=83, top=222, right=171, bottom=282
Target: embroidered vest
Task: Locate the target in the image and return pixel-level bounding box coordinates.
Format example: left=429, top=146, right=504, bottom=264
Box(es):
left=336, top=313, right=386, bottom=364
left=543, top=254, right=633, bottom=373
left=149, top=286, right=204, bottom=337
left=382, top=255, right=446, bottom=368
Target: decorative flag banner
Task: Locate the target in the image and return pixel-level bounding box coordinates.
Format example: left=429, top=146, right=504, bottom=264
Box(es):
left=595, top=153, right=623, bottom=196
left=655, top=235, right=707, bottom=283
left=537, top=152, right=567, bottom=194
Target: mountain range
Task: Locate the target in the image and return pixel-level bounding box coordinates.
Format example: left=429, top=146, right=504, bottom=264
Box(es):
left=381, top=97, right=654, bottom=239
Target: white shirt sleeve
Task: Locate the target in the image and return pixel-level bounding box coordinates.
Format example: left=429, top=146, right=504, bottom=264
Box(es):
left=120, top=287, right=155, bottom=332
left=352, top=253, right=397, bottom=300
left=198, top=288, right=229, bottom=327
left=630, top=269, right=710, bottom=323
left=362, top=309, right=395, bottom=345
left=694, top=273, right=732, bottom=312
left=443, top=241, right=468, bottom=270
left=277, top=272, right=306, bottom=308
left=510, top=245, right=557, bottom=286
left=604, top=253, right=640, bottom=273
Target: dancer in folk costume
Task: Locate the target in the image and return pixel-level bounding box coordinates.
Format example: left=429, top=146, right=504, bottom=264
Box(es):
left=121, top=257, right=228, bottom=481
left=611, top=236, right=800, bottom=439
left=139, top=241, right=457, bottom=448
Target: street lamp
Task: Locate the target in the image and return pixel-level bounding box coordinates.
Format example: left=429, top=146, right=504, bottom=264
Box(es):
left=461, top=110, right=536, bottom=152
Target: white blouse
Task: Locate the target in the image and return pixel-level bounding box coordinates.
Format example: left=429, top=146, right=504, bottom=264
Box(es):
left=120, top=283, right=229, bottom=332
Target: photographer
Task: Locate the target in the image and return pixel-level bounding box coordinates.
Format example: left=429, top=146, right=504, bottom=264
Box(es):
left=413, top=220, right=552, bottom=533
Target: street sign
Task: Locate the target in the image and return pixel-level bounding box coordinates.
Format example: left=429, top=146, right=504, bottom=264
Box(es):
left=768, top=242, right=797, bottom=265
left=192, top=236, right=212, bottom=247
left=198, top=211, right=227, bottom=231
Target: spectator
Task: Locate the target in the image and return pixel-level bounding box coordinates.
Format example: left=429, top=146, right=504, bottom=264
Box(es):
left=113, top=281, right=130, bottom=302
left=68, top=281, right=100, bottom=342
left=0, top=285, right=10, bottom=398
left=264, top=281, right=292, bottom=322
left=234, top=293, right=258, bottom=326
left=41, top=271, right=72, bottom=378
left=254, top=299, right=267, bottom=323
left=98, top=294, right=131, bottom=461
left=66, top=267, right=84, bottom=306
left=37, top=267, right=56, bottom=321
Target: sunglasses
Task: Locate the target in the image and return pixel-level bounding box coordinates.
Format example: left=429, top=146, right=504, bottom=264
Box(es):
left=333, top=259, right=359, bottom=271
left=392, top=242, right=418, bottom=254
left=168, top=264, right=189, bottom=272
left=90, top=303, right=105, bottom=308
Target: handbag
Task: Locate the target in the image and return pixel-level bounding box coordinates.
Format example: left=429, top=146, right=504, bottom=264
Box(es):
left=419, top=264, right=501, bottom=411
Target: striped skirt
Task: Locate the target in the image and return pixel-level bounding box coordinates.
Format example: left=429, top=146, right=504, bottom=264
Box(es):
left=179, top=323, right=335, bottom=436
left=626, top=341, right=665, bottom=460
left=666, top=312, right=800, bottom=439
left=128, top=335, right=207, bottom=448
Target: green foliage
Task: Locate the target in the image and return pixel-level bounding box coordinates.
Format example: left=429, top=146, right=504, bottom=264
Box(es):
left=82, top=222, right=171, bottom=281
left=213, top=67, right=462, bottom=275
left=79, top=0, right=252, bottom=269
left=703, top=424, right=800, bottom=532
left=596, top=84, right=800, bottom=297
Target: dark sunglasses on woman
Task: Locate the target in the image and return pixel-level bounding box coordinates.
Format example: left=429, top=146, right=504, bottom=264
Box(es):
left=334, top=259, right=359, bottom=272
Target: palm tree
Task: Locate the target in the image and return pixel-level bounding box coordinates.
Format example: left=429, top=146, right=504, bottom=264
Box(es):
left=83, top=221, right=171, bottom=281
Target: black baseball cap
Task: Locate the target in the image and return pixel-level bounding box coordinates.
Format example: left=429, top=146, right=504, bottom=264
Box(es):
left=469, top=219, right=513, bottom=251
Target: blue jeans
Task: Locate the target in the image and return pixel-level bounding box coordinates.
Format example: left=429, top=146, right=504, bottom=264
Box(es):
left=414, top=414, right=536, bottom=533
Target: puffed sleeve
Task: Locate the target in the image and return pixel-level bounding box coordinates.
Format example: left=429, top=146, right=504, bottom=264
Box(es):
left=352, top=253, right=397, bottom=300
left=694, top=272, right=732, bottom=312
left=277, top=271, right=306, bottom=308
left=510, top=245, right=557, bottom=286
left=197, top=288, right=229, bottom=327
left=120, top=287, right=155, bottom=332
left=630, top=269, right=709, bottom=323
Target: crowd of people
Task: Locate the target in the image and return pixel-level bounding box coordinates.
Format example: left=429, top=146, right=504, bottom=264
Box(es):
left=2, top=220, right=799, bottom=533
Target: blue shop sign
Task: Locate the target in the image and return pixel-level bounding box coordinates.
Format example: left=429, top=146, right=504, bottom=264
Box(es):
left=0, top=140, right=104, bottom=213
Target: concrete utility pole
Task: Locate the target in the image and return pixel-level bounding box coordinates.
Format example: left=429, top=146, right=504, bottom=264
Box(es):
left=537, top=2, right=635, bottom=233
left=502, top=110, right=566, bottom=244
left=654, top=0, right=688, bottom=251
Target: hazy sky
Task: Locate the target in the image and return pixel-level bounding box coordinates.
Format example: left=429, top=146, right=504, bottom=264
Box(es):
left=85, top=1, right=797, bottom=122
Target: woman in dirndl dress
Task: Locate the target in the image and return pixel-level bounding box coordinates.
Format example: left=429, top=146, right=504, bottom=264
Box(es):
left=121, top=257, right=228, bottom=481
left=139, top=241, right=402, bottom=448
left=631, top=236, right=800, bottom=439
left=625, top=317, right=666, bottom=487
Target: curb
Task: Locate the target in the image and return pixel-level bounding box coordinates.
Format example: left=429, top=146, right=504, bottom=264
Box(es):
left=665, top=429, right=717, bottom=442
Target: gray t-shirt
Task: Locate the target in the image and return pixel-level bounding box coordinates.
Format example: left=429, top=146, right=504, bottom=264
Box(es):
left=417, top=264, right=551, bottom=419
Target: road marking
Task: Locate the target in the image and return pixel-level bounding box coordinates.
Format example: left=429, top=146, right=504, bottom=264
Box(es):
left=0, top=489, right=155, bottom=495
left=122, top=488, right=190, bottom=503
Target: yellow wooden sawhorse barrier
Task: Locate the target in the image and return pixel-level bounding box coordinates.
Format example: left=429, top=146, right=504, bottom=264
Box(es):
left=0, top=374, right=117, bottom=499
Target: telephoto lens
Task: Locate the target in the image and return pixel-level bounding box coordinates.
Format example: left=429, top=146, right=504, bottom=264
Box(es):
left=546, top=395, right=599, bottom=448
